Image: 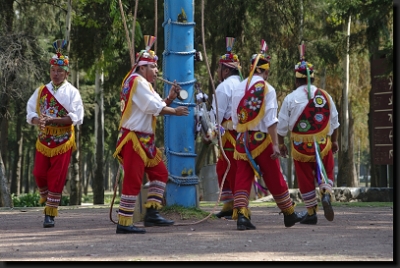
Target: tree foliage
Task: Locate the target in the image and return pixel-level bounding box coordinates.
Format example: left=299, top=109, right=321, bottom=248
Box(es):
left=0, top=0, right=393, bottom=205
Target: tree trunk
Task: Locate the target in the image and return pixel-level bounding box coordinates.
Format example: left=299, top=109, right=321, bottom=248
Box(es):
left=10, top=110, right=23, bottom=195
left=69, top=58, right=82, bottom=205
left=337, top=105, right=357, bottom=186
left=1, top=118, right=9, bottom=173
left=93, top=66, right=105, bottom=204
left=69, top=125, right=81, bottom=205
left=23, top=146, right=31, bottom=194
left=0, top=151, right=12, bottom=207
left=341, top=14, right=351, bottom=152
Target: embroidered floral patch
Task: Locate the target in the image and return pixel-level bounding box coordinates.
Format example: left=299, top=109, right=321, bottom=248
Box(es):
left=238, top=107, right=249, bottom=124
left=313, top=95, right=327, bottom=107
left=314, top=113, right=324, bottom=122
left=297, top=120, right=311, bottom=132
left=254, top=132, right=265, bottom=141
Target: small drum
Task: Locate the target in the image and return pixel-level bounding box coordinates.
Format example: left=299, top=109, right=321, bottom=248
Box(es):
left=177, top=89, right=189, bottom=100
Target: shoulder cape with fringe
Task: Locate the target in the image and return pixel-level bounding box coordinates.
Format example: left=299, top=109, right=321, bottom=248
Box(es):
left=236, top=80, right=268, bottom=133
left=35, top=85, right=76, bottom=157
left=291, top=88, right=332, bottom=162
left=112, top=73, right=161, bottom=167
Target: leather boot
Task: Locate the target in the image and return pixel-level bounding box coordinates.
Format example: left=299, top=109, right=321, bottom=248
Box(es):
left=300, top=207, right=318, bottom=225
left=43, top=215, right=55, bottom=228
left=237, top=213, right=256, bottom=230
left=144, top=208, right=174, bottom=227
left=116, top=224, right=146, bottom=234
left=214, top=209, right=233, bottom=219
left=321, top=193, right=334, bottom=221
left=283, top=211, right=303, bottom=228
left=300, top=213, right=318, bottom=225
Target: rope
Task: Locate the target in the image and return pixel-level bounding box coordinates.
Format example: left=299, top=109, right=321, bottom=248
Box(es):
left=132, top=0, right=139, bottom=65
left=172, top=0, right=232, bottom=226
left=109, top=164, right=122, bottom=224
left=118, top=0, right=134, bottom=66
left=154, top=0, right=157, bottom=54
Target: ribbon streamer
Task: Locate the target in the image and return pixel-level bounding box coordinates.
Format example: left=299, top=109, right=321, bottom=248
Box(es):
left=314, top=138, right=328, bottom=184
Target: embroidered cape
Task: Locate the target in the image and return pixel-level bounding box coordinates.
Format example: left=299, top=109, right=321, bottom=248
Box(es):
left=113, top=73, right=162, bottom=167
left=236, top=80, right=268, bottom=133
left=291, top=88, right=332, bottom=162
left=234, top=80, right=272, bottom=161
left=35, top=85, right=76, bottom=157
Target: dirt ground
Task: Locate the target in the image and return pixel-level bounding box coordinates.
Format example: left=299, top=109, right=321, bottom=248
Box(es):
left=0, top=203, right=394, bottom=262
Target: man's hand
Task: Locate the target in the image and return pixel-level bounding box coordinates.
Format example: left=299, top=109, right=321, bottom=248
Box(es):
left=39, top=114, right=48, bottom=130
left=270, top=144, right=281, bottom=160
left=279, top=144, right=289, bottom=158
left=331, top=141, right=339, bottom=154
left=169, top=80, right=180, bottom=100
left=174, top=106, right=189, bottom=116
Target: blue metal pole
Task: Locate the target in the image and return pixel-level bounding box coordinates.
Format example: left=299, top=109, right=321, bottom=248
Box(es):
left=162, top=0, right=198, bottom=207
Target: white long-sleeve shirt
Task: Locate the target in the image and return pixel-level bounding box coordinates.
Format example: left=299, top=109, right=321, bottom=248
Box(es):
left=26, top=81, right=84, bottom=126
left=277, top=84, right=340, bottom=137
left=210, top=75, right=241, bottom=124
left=231, top=75, right=279, bottom=133
left=120, top=73, right=166, bottom=134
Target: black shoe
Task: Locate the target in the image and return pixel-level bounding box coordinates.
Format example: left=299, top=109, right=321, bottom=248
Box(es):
left=116, top=224, right=146, bottom=234
left=298, top=210, right=309, bottom=219
left=144, top=208, right=174, bottom=227
left=237, top=213, right=256, bottom=230
left=322, top=193, right=334, bottom=221
left=214, top=209, right=233, bottom=219
left=300, top=213, right=318, bottom=225
left=283, top=211, right=303, bottom=228
left=43, top=215, right=55, bottom=228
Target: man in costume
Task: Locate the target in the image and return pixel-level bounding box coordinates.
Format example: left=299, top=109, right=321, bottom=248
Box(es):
left=210, top=37, right=243, bottom=219
left=113, top=35, right=189, bottom=234
left=231, top=40, right=304, bottom=230
left=277, top=43, right=339, bottom=224
left=26, top=40, right=84, bottom=228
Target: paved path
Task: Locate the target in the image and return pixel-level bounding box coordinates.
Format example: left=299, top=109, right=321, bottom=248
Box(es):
left=0, top=204, right=394, bottom=261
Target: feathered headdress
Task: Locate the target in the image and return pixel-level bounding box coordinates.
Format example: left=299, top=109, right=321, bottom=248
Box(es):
left=49, top=39, right=69, bottom=71
left=133, top=35, right=158, bottom=71
left=295, top=42, right=314, bottom=78
left=295, top=42, right=314, bottom=99
left=219, top=37, right=241, bottom=71
left=246, top=39, right=271, bottom=89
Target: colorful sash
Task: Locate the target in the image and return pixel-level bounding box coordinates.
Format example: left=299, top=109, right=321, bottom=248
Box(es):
left=35, top=85, right=75, bottom=157
left=236, top=80, right=268, bottom=133
left=291, top=88, right=332, bottom=162
left=218, top=119, right=237, bottom=160
left=113, top=128, right=162, bottom=167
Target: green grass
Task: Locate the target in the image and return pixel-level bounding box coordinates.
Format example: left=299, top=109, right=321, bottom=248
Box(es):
left=161, top=204, right=215, bottom=220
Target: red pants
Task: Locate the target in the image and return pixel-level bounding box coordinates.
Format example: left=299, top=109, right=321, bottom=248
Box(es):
left=120, top=140, right=168, bottom=196
left=216, top=140, right=237, bottom=195
left=235, top=143, right=288, bottom=196
left=294, top=150, right=335, bottom=194
left=33, top=149, right=72, bottom=193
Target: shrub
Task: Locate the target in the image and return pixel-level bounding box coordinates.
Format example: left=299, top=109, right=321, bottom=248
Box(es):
left=11, top=192, right=70, bottom=207
left=12, top=192, right=41, bottom=207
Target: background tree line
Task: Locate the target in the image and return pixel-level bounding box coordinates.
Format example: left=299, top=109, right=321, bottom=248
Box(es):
left=0, top=0, right=393, bottom=207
